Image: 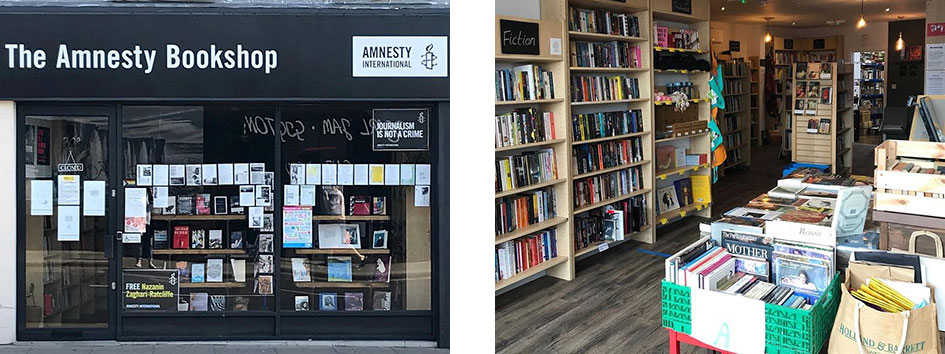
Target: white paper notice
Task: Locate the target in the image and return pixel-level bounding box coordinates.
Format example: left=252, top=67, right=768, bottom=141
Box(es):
left=414, top=186, right=431, bottom=207
left=238, top=185, right=255, bottom=206
left=927, top=71, right=945, bottom=95
left=82, top=181, right=106, bottom=216
left=57, top=175, right=81, bottom=205
left=124, top=188, right=148, bottom=218
left=218, top=163, right=234, bottom=185
left=322, top=164, right=338, bottom=185
left=306, top=164, right=322, bottom=185
left=248, top=206, right=264, bottom=229
left=30, top=180, right=53, bottom=215
left=234, top=163, right=250, bottom=185
left=299, top=185, right=317, bottom=207
left=57, top=205, right=80, bottom=241
left=289, top=164, right=306, bottom=185
left=153, top=165, right=169, bottom=186
left=928, top=44, right=945, bottom=71
left=354, top=164, right=369, bottom=185
left=400, top=164, right=416, bottom=185
left=136, top=164, right=153, bottom=186
left=169, top=165, right=186, bottom=186
left=122, top=233, right=142, bottom=244
left=690, top=287, right=765, bottom=354
left=384, top=164, right=400, bottom=185
left=416, top=164, right=431, bottom=185
left=284, top=185, right=300, bottom=206
left=337, top=164, right=354, bottom=185
left=153, top=186, right=170, bottom=209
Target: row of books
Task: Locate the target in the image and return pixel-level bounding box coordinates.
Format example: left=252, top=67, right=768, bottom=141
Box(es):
left=571, top=109, right=644, bottom=142
left=573, top=166, right=643, bottom=208
left=723, top=96, right=743, bottom=113
left=494, top=107, right=558, bottom=148
left=804, top=118, right=831, bottom=134
left=572, top=137, right=644, bottom=175
left=721, top=114, right=740, bottom=133
left=570, top=41, right=643, bottom=69
left=654, top=26, right=700, bottom=50
left=573, top=195, right=647, bottom=250
left=568, top=7, right=641, bottom=37
left=495, top=187, right=557, bottom=236
left=723, top=131, right=745, bottom=148
left=722, top=79, right=744, bottom=95
left=887, top=161, right=945, bottom=198
left=495, top=230, right=559, bottom=282
left=796, top=62, right=833, bottom=80
left=722, top=62, right=748, bottom=77
left=655, top=177, right=694, bottom=215
left=495, top=65, right=555, bottom=102
left=495, top=149, right=557, bottom=192
left=570, top=75, right=640, bottom=103
left=293, top=292, right=392, bottom=312
left=175, top=259, right=243, bottom=283
left=774, top=51, right=798, bottom=66
left=793, top=100, right=827, bottom=115
left=165, top=227, right=245, bottom=249
left=796, top=82, right=832, bottom=102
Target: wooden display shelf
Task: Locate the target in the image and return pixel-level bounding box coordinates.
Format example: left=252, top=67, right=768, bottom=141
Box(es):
left=496, top=98, right=565, bottom=106
left=654, top=69, right=708, bottom=74
left=294, top=249, right=391, bottom=255
left=722, top=109, right=747, bottom=115
left=569, top=66, right=648, bottom=73
left=496, top=139, right=566, bottom=153
left=568, top=31, right=646, bottom=43
left=652, top=9, right=706, bottom=24
left=495, top=217, right=569, bottom=245
left=657, top=202, right=711, bottom=225
left=653, top=46, right=704, bottom=54
left=151, top=214, right=243, bottom=221
left=570, top=97, right=648, bottom=106
left=837, top=147, right=851, bottom=157
left=311, top=215, right=390, bottom=221
left=180, top=282, right=245, bottom=288
left=295, top=281, right=391, bottom=289
left=574, top=225, right=653, bottom=258
left=725, top=143, right=748, bottom=151
left=655, top=132, right=708, bottom=144
left=495, top=256, right=569, bottom=291
left=723, top=159, right=749, bottom=169
left=495, top=54, right=563, bottom=63
left=153, top=249, right=246, bottom=255
left=572, top=131, right=648, bottom=145
left=568, top=0, right=648, bottom=12
left=572, top=160, right=650, bottom=180
left=495, top=178, right=567, bottom=199
left=573, top=188, right=651, bottom=214
left=655, top=163, right=710, bottom=181
left=655, top=98, right=709, bottom=106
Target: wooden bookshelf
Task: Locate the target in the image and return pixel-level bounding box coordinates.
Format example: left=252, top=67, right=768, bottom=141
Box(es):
left=651, top=0, right=712, bottom=232
left=719, top=61, right=752, bottom=172
left=294, top=249, right=391, bottom=255
left=180, top=282, right=245, bottom=289
left=495, top=14, right=574, bottom=293
left=574, top=225, right=652, bottom=258
left=151, top=214, right=243, bottom=221
left=749, top=57, right=764, bottom=147
left=657, top=202, right=711, bottom=225
left=790, top=62, right=854, bottom=174
left=153, top=249, right=246, bottom=255
left=311, top=215, right=390, bottom=221
left=295, top=281, right=391, bottom=289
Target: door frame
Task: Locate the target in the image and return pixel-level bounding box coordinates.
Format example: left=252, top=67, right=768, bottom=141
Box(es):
left=16, top=104, right=119, bottom=341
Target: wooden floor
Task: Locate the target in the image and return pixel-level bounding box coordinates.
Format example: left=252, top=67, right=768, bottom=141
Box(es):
left=494, top=145, right=795, bottom=354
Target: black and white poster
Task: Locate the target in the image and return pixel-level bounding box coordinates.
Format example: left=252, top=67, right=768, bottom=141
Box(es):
left=372, top=108, right=430, bottom=151
left=123, top=269, right=179, bottom=311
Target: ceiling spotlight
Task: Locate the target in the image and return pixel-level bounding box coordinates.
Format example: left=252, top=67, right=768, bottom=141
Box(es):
left=792, top=22, right=796, bottom=26
left=885, top=7, right=890, bottom=12
left=721, top=6, right=725, bottom=11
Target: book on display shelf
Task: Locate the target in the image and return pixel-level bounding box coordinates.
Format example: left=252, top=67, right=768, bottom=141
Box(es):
left=572, top=137, right=643, bottom=175
left=570, top=75, right=640, bottom=103
left=495, top=65, right=556, bottom=102
left=568, top=8, right=640, bottom=38
left=495, top=149, right=558, bottom=193
left=571, top=109, right=644, bottom=142
left=495, top=107, right=557, bottom=148
left=573, top=167, right=643, bottom=208
left=495, top=229, right=558, bottom=282
left=495, top=187, right=557, bottom=235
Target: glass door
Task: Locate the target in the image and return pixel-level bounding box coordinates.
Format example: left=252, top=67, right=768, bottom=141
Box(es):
left=18, top=106, right=117, bottom=340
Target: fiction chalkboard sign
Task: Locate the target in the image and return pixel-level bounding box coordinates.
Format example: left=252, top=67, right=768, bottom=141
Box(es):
left=499, top=19, right=540, bottom=55
left=729, top=41, right=741, bottom=52
left=672, top=0, right=692, bottom=15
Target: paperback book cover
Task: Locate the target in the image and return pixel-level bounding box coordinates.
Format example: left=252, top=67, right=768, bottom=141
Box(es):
left=230, top=231, right=243, bottom=249
left=231, top=259, right=246, bottom=282
left=190, top=229, right=206, bottom=249
left=673, top=178, right=693, bottom=206
left=256, top=254, right=273, bottom=274
left=153, top=230, right=169, bottom=249
left=328, top=256, right=353, bottom=282
left=208, top=229, right=223, bottom=249
left=210, top=295, right=226, bottom=311
left=373, top=196, right=386, bottom=215
left=191, top=263, right=205, bottom=283
left=295, top=295, right=310, bottom=311
left=206, top=259, right=223, bottom=283
left=291, top=258, right=311, bottom=282
left=774, top=253, right=830, bottom=303
left=178, top=196, right=194, bottom=215
left=345, top=292, right=364, bottom=311
left=196, top=193, right=211, bottom=215
left=807, top=82, right=820, bottom=98
left=176, top=261, right=190, bottom=282
left=173, top=226, right=190, bottom=249
left=319, top=293, right=337, bottom=311
left=373, top=291, right=391, bottom=311
left=374, top=256, right=391, bottom=282
left=257, top=275, right=273, bottom=295
left=189, top=292, right=208, bottom=311
left=349, top=196, right=371, bottom=215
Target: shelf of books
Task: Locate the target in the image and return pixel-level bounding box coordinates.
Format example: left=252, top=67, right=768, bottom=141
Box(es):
left=854, top=51, right=885, bottom=134
left=749, top=57, right=764, bottom=147
left=651, top=0, right=712, bottom=231
left=769, top=37, right=797, bottom=156
left=790, top=62, right=855, bottom=175
left=720, top=60, right=751, bottom=171
left=553, top=0, right=655, bottom=253
left=495, top=15, right=574, bottom=292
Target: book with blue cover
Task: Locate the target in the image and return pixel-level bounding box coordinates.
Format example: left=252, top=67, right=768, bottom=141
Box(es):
left=327, top=256, right=353, bottom=282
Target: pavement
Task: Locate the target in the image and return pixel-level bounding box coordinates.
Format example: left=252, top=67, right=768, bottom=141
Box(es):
left=0, top=342, right=449, bottom=353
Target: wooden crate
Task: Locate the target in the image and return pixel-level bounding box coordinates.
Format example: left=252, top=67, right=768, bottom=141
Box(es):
left=874, top=210, right=945, bottom=257
left=873, top=140, right=945, bottom=218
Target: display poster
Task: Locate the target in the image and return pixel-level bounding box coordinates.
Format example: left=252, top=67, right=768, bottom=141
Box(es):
left=354, top=164, right=369, bottom=185
left=124, top=187, right=148, bottom=233
left=57, top=205, right=80, bottom=241
left=926, top=44, right=945, bottom=95
left=372, top=109, right=430, bottom=151
left=30, top=180, right=53, bottom=215
left=284, top=184, right=300, bottom=206
left=82, top=180, right=106, bottom=216
left=234, top=163, right=250, bottom=185
left=306, top=164, right=322, bottom=185
left=122, top=269, right=179, bottom=311
left=218, top=163, right=234, bottom=185
left=337, top=164, right=354, bottom=185
left=239, top=185, right=255, bottom=206
left=283, top=206, right=313, bottom=248
left=151, top=165, right=168, bottom=186
left=153, top=186, right=170, bottom=209
left=498, top=20, right=540, bottom=55
left=248, top=206, right=264, bottom=229
left=321, top=164, right=338, bottom=185
left=384, top=164, right=400, bottom=186
left=369, top=164, right=385, bottom=185
left=57, top=174, right=80, bottom=205
left=400, top=164, right=416, bottom=185
left=299, top=185, right=316, bottom=207
left=415, top=186, right=431, bottom=207
left=416, top=164, right=431, bottom=185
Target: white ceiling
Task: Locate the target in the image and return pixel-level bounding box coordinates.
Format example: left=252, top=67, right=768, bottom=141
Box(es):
left=710, top=0, right=927, bottom=28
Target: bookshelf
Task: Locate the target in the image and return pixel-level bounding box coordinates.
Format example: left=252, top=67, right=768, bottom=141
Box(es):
left=749, top=57, right=764, bottom=146
left=790, top=62, right=855, bottom=175
left=720, top=61, right=751, bottom=171
left=853, top=51, right=885, bottom=137
left=552, top=0, right=656, bottom=255
left=650, top=0, right=712, bottom=229
left=495, top=15, right=574, bottom=292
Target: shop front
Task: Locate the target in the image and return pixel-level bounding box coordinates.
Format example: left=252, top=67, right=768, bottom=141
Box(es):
left=1, top=7, right=449, bottom=345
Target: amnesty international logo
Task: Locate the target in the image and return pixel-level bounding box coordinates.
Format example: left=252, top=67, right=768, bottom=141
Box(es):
left=422, top=44, right=437, bottom=70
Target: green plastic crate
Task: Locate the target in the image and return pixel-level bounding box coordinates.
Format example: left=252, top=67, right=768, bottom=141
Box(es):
left=661, top=273, right=841, bottom=354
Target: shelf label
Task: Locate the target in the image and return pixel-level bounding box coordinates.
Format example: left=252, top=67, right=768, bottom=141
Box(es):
left=659, top=174, right=667, bottom=180
left=680, top=211, right=687, bottom=217
left=597, top=242, right=609, bottom=253
left=660, top=218, right=668, bottom=225
left=696, top=204, right=704, bottom=211
left=678, top=170, right=685, bottom=176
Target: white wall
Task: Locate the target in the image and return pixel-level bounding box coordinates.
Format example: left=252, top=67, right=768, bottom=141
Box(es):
left=495, top=0, right=540, bottom=19
left=793, top=23, right=889, bottom=61
left=0, top=101, right=15, bottom=344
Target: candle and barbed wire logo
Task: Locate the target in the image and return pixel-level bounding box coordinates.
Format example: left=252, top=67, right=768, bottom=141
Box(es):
left=422, top=44, right=437, bottom=70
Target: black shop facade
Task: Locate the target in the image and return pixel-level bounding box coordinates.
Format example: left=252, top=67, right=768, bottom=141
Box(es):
left=1, top=7, right=449, bottom=346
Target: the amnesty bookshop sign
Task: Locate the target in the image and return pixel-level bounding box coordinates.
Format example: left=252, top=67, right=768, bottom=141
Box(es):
left=123, top=269, right=179, bottom=311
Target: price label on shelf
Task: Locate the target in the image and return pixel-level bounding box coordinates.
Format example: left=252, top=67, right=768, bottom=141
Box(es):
left=659, top=174, right=667, bottom=180
left=696, top=204, right=704, bottom=211
left=660, top=218, right=668, bottom=225
left=680, top=211, right=687, bottom=217
left=597, top=242, right=609, bottom=253
left=692, top=167, right=699, bottom=171
left=678, top=170, right=685, bottom=176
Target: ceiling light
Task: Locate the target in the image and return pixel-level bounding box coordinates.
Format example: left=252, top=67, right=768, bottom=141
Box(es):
left=721, top=6, right=725, bottom=11
left=764, top=17, right=773, bottom=43
left=792, top=22, right=796, bottom=26
left=885, top=7, right=890, bottom=12
left=857, top=0, right=866, bottom=28
left=896, top=32, right=905, bottom=51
